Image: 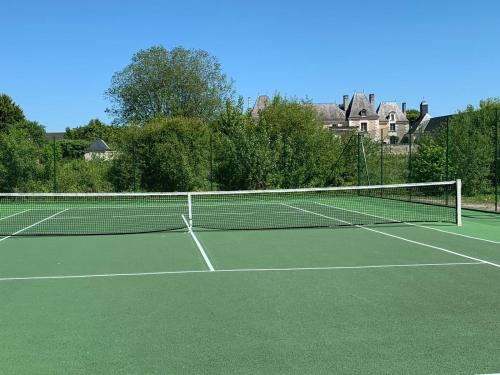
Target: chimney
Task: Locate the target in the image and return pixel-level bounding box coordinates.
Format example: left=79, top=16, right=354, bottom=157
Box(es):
left=247, top=97, right=251, bottom=111
left=420, top=100, right=429, bottom=116
left=402, top=102, right=407, bottom=113
left=343, top=95, right=349, bottom=110
left=369, top=93, right=375, bottom=105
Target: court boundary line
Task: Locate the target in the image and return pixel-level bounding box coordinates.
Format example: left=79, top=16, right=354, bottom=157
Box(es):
left=0, top=262, right=483, bottom=282
left=315, top=201, right=500, bottom=245
left=0, top=209, right=69, bottom=242
left=0, top=209, right=31, bottom=221
left=182, top=214, right=215, bottom=271
left=283, top=204, right=500, bottom=269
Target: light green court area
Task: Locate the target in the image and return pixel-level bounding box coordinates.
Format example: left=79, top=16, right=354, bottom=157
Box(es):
left=0, top=209, right=499, bottom=374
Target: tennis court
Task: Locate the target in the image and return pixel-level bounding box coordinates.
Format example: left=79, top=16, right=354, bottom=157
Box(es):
left=0, top=181, right=499, bottom=374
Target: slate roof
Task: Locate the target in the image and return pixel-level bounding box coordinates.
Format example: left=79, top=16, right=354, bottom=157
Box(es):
left=45, top=132, right=66, bottom=140
left=251, top=95, right=271, bottom=118
left=377, top=102, right=408, bottom=123
left=426, top=115, right=454, bottom=132
left=312, top=103, right=346, bottom=123
left=346, top=92, right=378, bottom=119
left=87, top=139, right=111, bottom=152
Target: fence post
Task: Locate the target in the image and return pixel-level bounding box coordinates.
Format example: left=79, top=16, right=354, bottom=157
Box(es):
left=52, top=136, right=57, bottom=192
left=209, top=130, right=213, bottom=191
left=357, top=133, right=362, bottom=186
left=495, top=108, right=499, bottom=212
left=132, top=137, right=137, bottom=192
left=408, top=129, right=412, bottom=182
left=380, top=129, right=383, bottom=185
left=446, top=117, right=450, bottom=181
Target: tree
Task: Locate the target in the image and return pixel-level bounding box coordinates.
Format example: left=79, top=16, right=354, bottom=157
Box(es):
left=65, top=119, right=118, bottom=142
left=56, top=160, right=113, bottom=193
left=258, top=96, right=336, bottom=188
left=109, top=117, right=211, bottom=191
left=411, top=137, right=446, bottom=183
left=105, top=46, right=234, bottom=124
left=213, top=96, right=341, bottom=190
left=405, top=109, right=420, bottom=122
left=0, top=94, right=25, bottom=130
left=0, top=127, right=48, bottom=192
left=213, top=99, right=281, bottom=190
left=412, top=98, right=500, bottom=195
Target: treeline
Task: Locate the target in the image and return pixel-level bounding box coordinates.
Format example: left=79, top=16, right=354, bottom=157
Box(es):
left=0, top=93, right=365, bottom=193
left=2, top=91, right=498, bottom=196
left=1, top=44, right=498, bottom=199
left=411, top=98, right=500, bottom=196
left=109, top=97, right=347, bottom=192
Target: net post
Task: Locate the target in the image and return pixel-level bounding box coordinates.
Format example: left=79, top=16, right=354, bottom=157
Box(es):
left=456, top=179, right=462, bottom=226
left=188, top=193, right=193, bottom=230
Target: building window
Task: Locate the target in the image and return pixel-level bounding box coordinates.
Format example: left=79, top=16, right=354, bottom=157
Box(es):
left=360, top=123, right=368, bottom=132
left=390, top=136, right=398, bottom=144
left=360, top=109, right=367, bottom=117
left=390, top=113, right=395, bottom=121
left=390, top=123, right=396, bottom=132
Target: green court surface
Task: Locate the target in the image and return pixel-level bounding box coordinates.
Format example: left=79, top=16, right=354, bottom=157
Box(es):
left=0, top=209, right=499, bottom=374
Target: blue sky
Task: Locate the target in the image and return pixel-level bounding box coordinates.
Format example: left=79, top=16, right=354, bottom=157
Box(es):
left=2, top=0, right=499, bottom=131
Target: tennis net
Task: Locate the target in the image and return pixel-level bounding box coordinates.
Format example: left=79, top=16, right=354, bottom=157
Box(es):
left=0, top=180, right=461, bottom=236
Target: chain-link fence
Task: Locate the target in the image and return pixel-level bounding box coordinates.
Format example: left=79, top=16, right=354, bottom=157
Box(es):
left=329, top=107, right=499, bottom=213
left=2, top=107, right=499, bottom=214
left=408, top=107, right=499, bottom=212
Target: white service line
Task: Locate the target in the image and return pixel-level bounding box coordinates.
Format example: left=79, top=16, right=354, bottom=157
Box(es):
left=0, top=209, right=69, bottom=242
left=282, top=204, right=500, bottom=269
left=315, top=201, right=500, bottom=245
left=0, top=209, right=30, bottom=221
left=181, top=214, right=215, bottom=271
left=0, top=261, right=483, bottom=282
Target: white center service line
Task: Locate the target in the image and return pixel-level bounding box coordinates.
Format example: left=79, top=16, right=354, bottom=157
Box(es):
left=0, top=262, right=483, bottom=282
left=0, top=209, right=69, bottom=242
left=282, top=204, right=500, bottom=269
left=181, top=214, right=215, bottom=271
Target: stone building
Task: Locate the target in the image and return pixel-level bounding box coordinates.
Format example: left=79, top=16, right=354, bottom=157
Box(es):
left=251, top=93, right=410, bottom=144
left=84, top=139, right=115, bottom=161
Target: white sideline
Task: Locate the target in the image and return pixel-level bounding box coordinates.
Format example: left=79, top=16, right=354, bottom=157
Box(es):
left=314, top=201, right=500, bottom=245
left=0, top=262, right=483, bottom=282
left=182, top=215, right=215, bottom=271
left=283, top=204, right=500, bottom=269
left=0, top=209, right=69, bottom=242
left=0, top=209, right=30, bottom=221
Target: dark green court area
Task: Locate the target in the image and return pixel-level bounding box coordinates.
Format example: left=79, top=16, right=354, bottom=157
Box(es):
left=0, top=210, right=499, bottom=374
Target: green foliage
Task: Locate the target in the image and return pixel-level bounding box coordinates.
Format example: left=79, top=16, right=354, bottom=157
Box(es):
left=0, top=127, right=48, bottom=192
left=64, top=119, right=118, bottom=143
left=18, top=120, right=47, bottom=146
left=412, top=98, right=500, bottom=195
left=58, top=139, right=91, bottom=159
left=56, top=160, right=113, bottom=192
left=411, top=137, right=446, bottom=182
left=405, top=109, right=420, bottom=122
left=106, top=46, right=234, bottom=124
left=258, top=96, right=338, bottom=188
left=214, top=99, right=281, bottom=190
left=0, top=94, right=25, bottom=130
left=110, top=117, right=211, bottom=191
left=214, top=96, right=342, bottom=190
